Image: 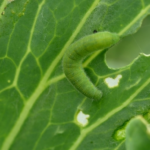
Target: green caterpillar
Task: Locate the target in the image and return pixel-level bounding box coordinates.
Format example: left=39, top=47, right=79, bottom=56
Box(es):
left=63, top=31, right=120, bottom=101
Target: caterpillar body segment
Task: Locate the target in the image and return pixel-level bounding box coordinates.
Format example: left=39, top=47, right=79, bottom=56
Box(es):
left=63, top=32, right=120, bottom=101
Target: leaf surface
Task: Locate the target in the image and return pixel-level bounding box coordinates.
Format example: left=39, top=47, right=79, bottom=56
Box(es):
left=0, top=0, right=150, bottom=150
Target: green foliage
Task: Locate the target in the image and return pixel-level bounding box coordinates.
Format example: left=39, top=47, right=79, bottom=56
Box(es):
left=0, top=0, right=150, bottom=150
left=126, top=116, right=150, bottom=150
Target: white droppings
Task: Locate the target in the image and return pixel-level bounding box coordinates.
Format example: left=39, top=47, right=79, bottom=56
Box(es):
left=76, top=111, right=90, bottom=126
left=105, top=74, right=122, bottom=88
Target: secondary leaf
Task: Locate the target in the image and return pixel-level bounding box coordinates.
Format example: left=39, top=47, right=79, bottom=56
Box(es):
left=125, top=116, right=150, bottom=150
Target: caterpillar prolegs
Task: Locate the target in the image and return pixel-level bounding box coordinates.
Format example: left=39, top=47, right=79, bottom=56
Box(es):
left=63, top=32, right=120, bottom=101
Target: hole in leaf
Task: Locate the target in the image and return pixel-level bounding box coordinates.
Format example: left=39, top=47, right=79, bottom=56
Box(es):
left=104, top=74, right=122, bottom=88
left=76, top=110, right=90, bottom=127
left=106, top=15, right=150, bottom=68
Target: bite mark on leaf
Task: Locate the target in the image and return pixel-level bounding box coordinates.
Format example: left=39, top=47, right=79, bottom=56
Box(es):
left=76, top=111, right=90, bottom=127
left=104, top=74, right=122, bottom=88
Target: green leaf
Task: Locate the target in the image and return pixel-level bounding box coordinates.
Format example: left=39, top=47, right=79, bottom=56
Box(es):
left=125, top=116, right=150, bottom=150
left=0, top=0, right=150, bottom=150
